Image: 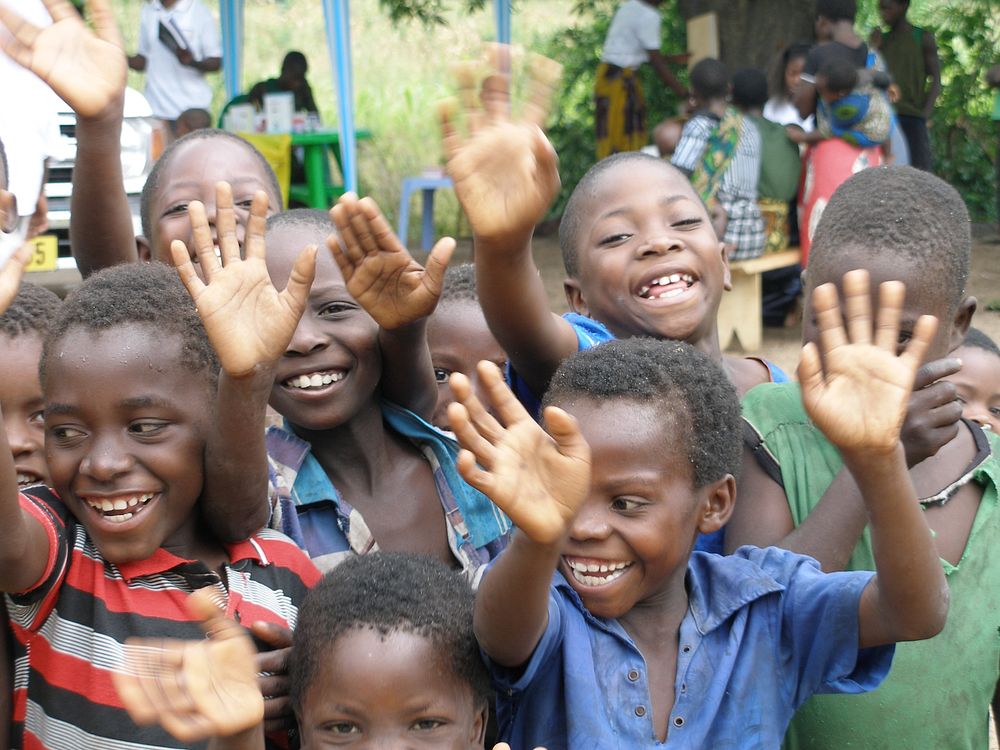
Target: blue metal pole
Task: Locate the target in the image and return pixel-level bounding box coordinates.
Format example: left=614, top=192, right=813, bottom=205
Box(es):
left=219, top=0, right=244, bottom=100
left=323, top=0, right=358, bottom=194
left=495, top=0, right=511, bottom=45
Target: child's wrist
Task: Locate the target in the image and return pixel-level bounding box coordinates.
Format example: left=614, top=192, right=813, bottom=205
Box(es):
left=473, top=231, right=535, bottom=260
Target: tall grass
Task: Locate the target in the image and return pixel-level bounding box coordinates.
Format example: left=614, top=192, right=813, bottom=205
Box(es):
left=113, top=0, right=579, bottom=238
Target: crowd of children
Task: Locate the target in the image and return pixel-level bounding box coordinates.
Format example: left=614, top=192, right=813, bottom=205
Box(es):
left=0, top=0, right=997, bottom=749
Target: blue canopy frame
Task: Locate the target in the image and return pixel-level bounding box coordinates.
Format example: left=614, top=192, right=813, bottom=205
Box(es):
left=218, top=0, right=512, bottom=196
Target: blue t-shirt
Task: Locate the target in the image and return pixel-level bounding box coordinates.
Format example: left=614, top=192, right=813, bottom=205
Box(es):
left=487, top=546, right=892, bottom=750
left=508, top=313, right=789, bottom=554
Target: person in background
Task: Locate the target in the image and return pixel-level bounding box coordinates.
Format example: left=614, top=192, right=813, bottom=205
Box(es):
left=173, top=107, right=211, bottom=138
left=127, top=0, right=222, bottom=136
left=946, top=328, right=1000, bottom=435
left=595, top=0, right=688, bottom=160
left=248, top=51, right=318, bottom=115
left=765, top=43, right=815, bottom=131
left=870, top=0, right=940, bottom=172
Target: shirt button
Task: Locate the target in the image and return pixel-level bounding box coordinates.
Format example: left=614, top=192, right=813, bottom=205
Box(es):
left=674, top=716, right=685, bottom=727
left=681, top=683, right=687, bottom=693
left=635, top=706, right=647, bottom=717
left=682, top=644, right=691, bottom=653
left=627, top=669, right=640, bottom=681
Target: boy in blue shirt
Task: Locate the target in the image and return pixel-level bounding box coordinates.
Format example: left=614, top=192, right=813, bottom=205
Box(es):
left=447, top=271, right=948, bottom=749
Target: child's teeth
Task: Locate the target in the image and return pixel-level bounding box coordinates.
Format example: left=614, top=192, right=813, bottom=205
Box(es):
left=113, top=499, right=128, bottom=511
left=285, top=371, right=345, bottom=389
left=101, top=499, right=114, bottom=512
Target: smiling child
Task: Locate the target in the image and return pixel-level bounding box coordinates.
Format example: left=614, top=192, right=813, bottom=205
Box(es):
left=947, top=328, right=1000, bottom=434
left=448, top=272, right=948, bottom=748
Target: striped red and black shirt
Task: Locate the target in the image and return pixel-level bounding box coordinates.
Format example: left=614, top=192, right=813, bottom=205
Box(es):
left=7, top=486, right=321, bottom=750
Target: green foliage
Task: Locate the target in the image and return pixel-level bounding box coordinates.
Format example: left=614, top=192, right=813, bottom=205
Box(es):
left=541, top=1, right=687, bottom=218
left=377, top=0, right=489, bottom=26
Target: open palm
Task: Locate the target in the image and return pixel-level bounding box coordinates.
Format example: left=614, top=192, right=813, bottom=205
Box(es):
left=171, top=184, right=316, bottom=378
left=450, top=363, right=590, bottom=546
left=0, top=0, right=126, bottom=119
left=799, top=271, right=936, bottom=454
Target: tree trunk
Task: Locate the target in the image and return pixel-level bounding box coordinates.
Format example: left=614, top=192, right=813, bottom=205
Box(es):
left=677, top=0, right=817, bottom=72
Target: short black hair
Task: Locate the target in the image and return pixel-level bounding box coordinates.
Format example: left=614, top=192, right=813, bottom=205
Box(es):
left=808, top=166, right=971, bottom=311
left=817, top=0, right=856, bottom=22
left=176, top=108, right=212, bottom=132
left=288, top=552, right=491, bottom=712
left=439, top=263, right=478, bottom=305
left=282, top=51, right=308, bottom=73
left=770, top=43, right=812, bottom=100
left=690, top=58, right=729, bottom=101
left=0, top=283, right=61, bottom=340
left=732, top=67, right=769, bottom=110
left=140, top=129, right=282, bottom=241
left=40, top=263, right=219, bottom=389
left=266, top=207, right=332, bottom=236
left=817, top=57, right=858, bottom=94
left=962, top=327, right=1000, bottom=358
left=542, top=338, right=742, bottom=486
left=559, top=152, right=690, bottom=278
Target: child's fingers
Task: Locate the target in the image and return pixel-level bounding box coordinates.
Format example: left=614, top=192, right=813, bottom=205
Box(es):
left=478, top=360, right=533, bottom=429
left=899, top=315, right=938, bottom=376
left=424, top=236, right=456, bottom=296
left=41, top=0, right=78, bottom=22
left=170, top=240, right=206, bottom=299
left=346, top=204, right=381, bottom=258
left=448, top=400, right=499, bottom=470
left=358, top=196, right=406, bottom=254
left=87, top=0, right=125, bottom=47
left=214, top=182, right=239, bottom=266
left=523, top=54, right=562, bottom=128
left=186, top=589, right=245, bottom=643
left=187, top=201, right=221, bottom=278
left=329, top=200, right=364, bottom=267
left=873, top=280, right=905, bottom=352
left=541, top=407, right=590, bottom=464
left=282, top=245, right=318, bottom=308
left=455, top=447, right=499, bottom=498
left=438, top=98, right=463, bottom=161
left=797, top=341, right=825, bottom=396
left=112, top=668, right=160, bottom=726
left=450, top=370, right=506, bottom=444
left=480, top=72, right=510, bottom=123
left=242, top=191, right=270, bottom=262
left=0, top=242, right=34, bottom=315
left=810, top=282, right=848, bottom=355
left=841, top=269, right=872, bottom=345
left=453, top=61, right=484, bottom=133
left=0, top=6, right=40, bottom=48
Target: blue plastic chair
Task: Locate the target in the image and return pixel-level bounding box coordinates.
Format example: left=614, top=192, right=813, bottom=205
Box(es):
left=397, top=175, right=454, bottom=251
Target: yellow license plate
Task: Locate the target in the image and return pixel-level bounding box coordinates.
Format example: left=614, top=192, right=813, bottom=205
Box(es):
left=26, top=235, right=58, bottom=272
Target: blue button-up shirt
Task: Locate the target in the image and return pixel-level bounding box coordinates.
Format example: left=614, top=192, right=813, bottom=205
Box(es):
left=488, top=545, right=893, bottom=750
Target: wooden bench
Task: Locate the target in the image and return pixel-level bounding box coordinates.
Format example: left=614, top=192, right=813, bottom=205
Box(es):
left=717, top=248, right=801, bottom=352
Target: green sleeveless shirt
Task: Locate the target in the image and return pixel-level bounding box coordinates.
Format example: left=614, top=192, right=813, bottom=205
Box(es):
left=880, top=25, right=929, bottom=118
left=742, top=382, right=1000, bottom=750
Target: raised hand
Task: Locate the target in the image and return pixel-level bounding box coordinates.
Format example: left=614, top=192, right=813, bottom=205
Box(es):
left=900, top=357, right=964, bottom=467
left=112, top=589, right=264, bottom=743
left=799, top=269, right=937, bottom=455
left=0, top=0, right=127, bottom=120
left=448, top=361, right=590, bottom=546
left=171, top=182, right=317, bottom=378
left=0, top=243, right=34, bottom=316
left=439, top=47, right=562, bottom=244
left=250, top=621, right=294, bottom=732
left=328, top=192, right=454, bottom=329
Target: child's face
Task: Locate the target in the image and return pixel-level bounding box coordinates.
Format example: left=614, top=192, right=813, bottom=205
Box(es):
left=803, top=252, right=972, bottom=365
left=297, top=627, right=487, bottom=749
left=266, top=226, right=382, bottom=432
left=815, top=75, right=840, bottom=104
left=784, top=55, right=806, bottom=96
left=427, top=301, right=506, bottom=431
left=0, top=334, right=49, bottom=488
left=142, top=138, right=280, bottom=268
left=947, top=345, right=1000, bottom=433
left=43, top=325, right=212, bottom=564
left=566, top=161, right=729, bottom=347
left=553, top=397, right=729, bottom=619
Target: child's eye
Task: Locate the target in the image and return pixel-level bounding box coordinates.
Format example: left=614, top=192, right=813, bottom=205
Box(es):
left=163, top=202, right=190, bottom=217
left=326, top=721, right=360, bottom=735
left=50, top=426, right=86, bottom=442
left=671, top=217, right=702, bottom=228
left=990, top=406, right=1000, bottom=417
left=318, top=301, right=355, bottom=318
left=28, top=411, right=44, bottom=426
left=433, top=367, right=452, bottom=383
left=610, top=497, right=644, bottom=512
left=598, top=233, right=631, bottom=246
left=128, top=421, right=168, bottom=436
left=411, top=718, right=445, bottom=731
left=234, top=198, right=255, bottom=210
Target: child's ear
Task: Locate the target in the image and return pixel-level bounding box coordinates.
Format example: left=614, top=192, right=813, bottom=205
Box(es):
left=947, top=296, right=977, bottom=352
left=720, top=242, right=732, bottom=292
left=135, top=235, right=153, bottom=263
left=564, top=277, right=589, bottom=317
left=697, top=474, right=736, bottom=534
left=0, top=189, right=18, bottom=233
left=471, top=702, right=489, bottom=747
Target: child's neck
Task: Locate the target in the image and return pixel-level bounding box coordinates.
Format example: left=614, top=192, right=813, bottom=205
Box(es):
left=703, top=98, right=729, bottom=118
left=161, top=514, right=229, bottom=572
left=618, top=568, right=690, bottom=646
left=890, top=17, right=912, bottom=33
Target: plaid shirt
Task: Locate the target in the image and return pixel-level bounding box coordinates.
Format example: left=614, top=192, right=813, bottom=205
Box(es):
left=266, top=402, right=510, bottom=580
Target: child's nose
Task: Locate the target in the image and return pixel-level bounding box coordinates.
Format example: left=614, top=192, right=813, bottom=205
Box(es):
left=80, top=436, right=134, bottom=481
left=286, top=313, right=328, bottom=356
left=7, top=421, right=42, bottom=457
left=636, top=233, right=682, bottom=258
left=569, top=499, right=612, bottom=541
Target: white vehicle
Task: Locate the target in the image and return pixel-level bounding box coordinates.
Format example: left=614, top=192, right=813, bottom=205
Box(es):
left=36, top=87, right=159, bottom=291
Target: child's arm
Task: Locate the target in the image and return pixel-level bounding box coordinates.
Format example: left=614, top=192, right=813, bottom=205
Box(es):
left=328, top=193, right=453, bottom=419
left=113, top=589, right=265, bottom=749
left=0, top=246, right=54, bottom=592
left=0, top=0, right=137, bottom=276
left=440, top=52, right=580, bottom=398
left=921, top=31, right=942, bottom=120
left=785, top=124, right=825, bottom=145
left=172, top=183, right=316, bottom=541
left=449, top=362, right=591, bottom=667
left=799, top=270, right=947, bottom=647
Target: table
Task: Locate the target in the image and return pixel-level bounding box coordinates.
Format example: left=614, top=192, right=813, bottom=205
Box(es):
left=289, top=129, right=373, bottom=208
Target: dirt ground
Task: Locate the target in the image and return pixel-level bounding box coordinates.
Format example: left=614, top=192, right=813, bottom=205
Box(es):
left=449, top=227, right=1000, bottom=374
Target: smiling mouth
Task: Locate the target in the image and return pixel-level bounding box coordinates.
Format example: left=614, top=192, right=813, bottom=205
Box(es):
left=638, top=273, right=696, bottom=300
left=282, top=369, right=346, bottom=390
left=16, top=472, right=43, bottom=488
left=82, top=493, right=155, bottom=525
left=565, top=557, right=633, bottom=587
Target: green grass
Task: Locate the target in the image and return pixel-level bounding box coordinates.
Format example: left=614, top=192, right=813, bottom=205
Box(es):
left=112, top=0, right=578, bottom=239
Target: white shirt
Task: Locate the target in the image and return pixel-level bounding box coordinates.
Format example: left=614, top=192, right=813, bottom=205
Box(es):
left=601, top=0, right=661, bottom=70
left=763, top=97, right=814, bottom=132
left=0, top=0, right=64, bottom=217
left=137, top=0, right=221, bottom=120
